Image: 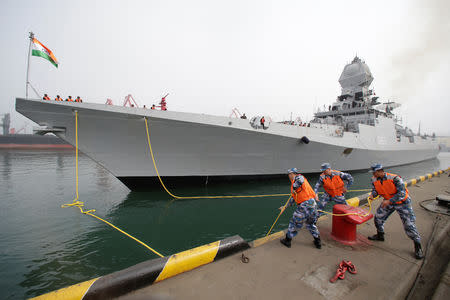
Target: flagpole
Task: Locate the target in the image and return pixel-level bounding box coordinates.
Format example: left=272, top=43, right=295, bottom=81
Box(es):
left=26, top=31, right=34, bottom=99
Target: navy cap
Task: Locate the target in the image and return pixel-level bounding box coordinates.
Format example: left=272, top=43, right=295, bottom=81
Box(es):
left=320, top=163, right=331, bottom=172
left=370, top=163, right=383, bottom=172
left=287, top=168, right=300, bottom=174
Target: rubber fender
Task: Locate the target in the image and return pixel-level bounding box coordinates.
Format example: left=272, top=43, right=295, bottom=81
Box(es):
left=300, top=136, right=310, bottom=144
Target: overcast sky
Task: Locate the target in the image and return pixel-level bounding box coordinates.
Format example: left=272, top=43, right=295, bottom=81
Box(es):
left=1, top=0, right=449, bottom=135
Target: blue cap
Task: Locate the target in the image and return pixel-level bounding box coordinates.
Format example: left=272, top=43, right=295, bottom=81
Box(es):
left=287, top=168, right=300, bottom=174
left=320, top=163, right=331, bottom=172
left=370, top=163, right=383, bottom=172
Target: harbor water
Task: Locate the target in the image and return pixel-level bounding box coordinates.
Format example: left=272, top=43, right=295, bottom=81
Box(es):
left=0, top=149, right=449, bottom=299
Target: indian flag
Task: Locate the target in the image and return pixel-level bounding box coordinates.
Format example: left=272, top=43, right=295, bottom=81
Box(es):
left=31, top=38, right=58, bottom=68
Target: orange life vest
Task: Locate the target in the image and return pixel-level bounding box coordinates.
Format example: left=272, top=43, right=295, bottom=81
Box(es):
left=321, top=170, right=345, bottom=197
left=372, top=172, right=409, bottom=204
left=75, top=98, right=82, bottom=102
left=43, top=96, right=50, bottom=100
left=66, top=98, right=73, bottom=102
left=55, top=97, right=62, bottom=101
left=291, top=175, right=316, bottom=204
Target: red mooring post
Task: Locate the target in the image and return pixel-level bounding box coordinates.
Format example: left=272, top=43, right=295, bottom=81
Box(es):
left=331, top=204, right=373, bottom=245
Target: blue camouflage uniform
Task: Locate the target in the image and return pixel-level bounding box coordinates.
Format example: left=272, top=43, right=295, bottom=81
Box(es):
left=314, top=170, right=354, bottom=211
left=371, top=174, right=421, bottom=243
left=286, top=174, right=320, bottom=239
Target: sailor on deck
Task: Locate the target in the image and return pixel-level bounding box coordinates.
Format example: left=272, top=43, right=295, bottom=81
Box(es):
left=368, top=163, right=424, bottom=259
left=314, top=163, right=353, bottom=212
left=280, top=168, right=321, bottom=249
left=260, top=116, right=265, bottom=129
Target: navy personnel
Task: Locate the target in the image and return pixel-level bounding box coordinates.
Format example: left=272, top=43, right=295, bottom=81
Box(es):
left=280, top=168, right=321, bottom=249
left=314, top=163, right=353, bottom=212
left=260, top=116, right=266, bottom=129
left=368, top=163, right=424, bottom=259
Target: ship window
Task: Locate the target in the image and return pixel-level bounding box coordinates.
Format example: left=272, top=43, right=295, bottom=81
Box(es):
left=355, top=92, right=363, bottom=101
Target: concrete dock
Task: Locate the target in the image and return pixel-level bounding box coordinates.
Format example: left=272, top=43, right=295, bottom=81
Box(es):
left=118, top=173, right=450, bottom=300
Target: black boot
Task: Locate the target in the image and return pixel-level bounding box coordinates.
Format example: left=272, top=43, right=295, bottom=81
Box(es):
left=280, top=235, right=292, bottom=248
left=414, top=241, right=424, bottom=259
left=314, top=236, right=322, bottom=249
left=368, top=231, right=385, bottom=241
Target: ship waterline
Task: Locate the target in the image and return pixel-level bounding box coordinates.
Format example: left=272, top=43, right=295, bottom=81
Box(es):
left=15, top=98, right=438, bottom=190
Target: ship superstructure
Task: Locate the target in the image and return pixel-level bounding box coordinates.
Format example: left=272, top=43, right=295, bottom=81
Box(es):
left=313, top=56, right=419, bottom=143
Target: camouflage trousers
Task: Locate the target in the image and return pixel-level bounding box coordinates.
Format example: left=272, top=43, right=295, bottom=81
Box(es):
left=287, top=199, right=320, bottom=239
left=317, top=193, right=347, bottom=211
left=374, top=198, right=421, bottom=243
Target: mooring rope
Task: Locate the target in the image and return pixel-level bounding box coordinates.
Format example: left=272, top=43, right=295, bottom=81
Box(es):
left=143, top=117, right=370, bottom=200
left=62, top=111, right=164, bottom=258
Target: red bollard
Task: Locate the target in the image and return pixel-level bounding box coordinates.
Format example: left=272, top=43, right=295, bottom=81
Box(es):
left=331, top=204, right=373, bottom=245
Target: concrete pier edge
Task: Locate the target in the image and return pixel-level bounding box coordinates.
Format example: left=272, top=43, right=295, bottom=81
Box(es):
left=32, top=235, right=249, bottom=300
left=31, top=167, right=449, bottom=300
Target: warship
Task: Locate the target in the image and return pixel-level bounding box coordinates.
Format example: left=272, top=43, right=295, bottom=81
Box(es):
left=0, top=113, right=71, bottom=149
left=15, top=57, right=439, bottom=189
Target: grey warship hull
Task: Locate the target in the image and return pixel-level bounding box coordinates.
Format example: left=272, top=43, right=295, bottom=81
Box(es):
left=15, top=98, right=438, bottom=190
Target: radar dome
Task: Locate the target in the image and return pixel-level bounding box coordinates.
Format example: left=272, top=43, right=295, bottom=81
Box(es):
left=339, top=56, right=373, bottom=91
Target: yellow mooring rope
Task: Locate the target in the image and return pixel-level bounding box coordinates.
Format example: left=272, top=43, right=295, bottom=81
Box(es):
left=143, top=117, right=370, bottom=199
left=62, top=111, right=164, bottom=258
left=317, top=195, right=378, bottom=217
left=266, top=196, right=292, bottom=236
left=265, top=195, right=378, bottom=236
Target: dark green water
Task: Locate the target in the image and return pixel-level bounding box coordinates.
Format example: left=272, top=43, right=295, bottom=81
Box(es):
left=0, top=149, right=448, bottom=299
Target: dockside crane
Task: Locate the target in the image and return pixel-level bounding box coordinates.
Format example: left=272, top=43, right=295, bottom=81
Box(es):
left=0, top=113, right=11, bottom=135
